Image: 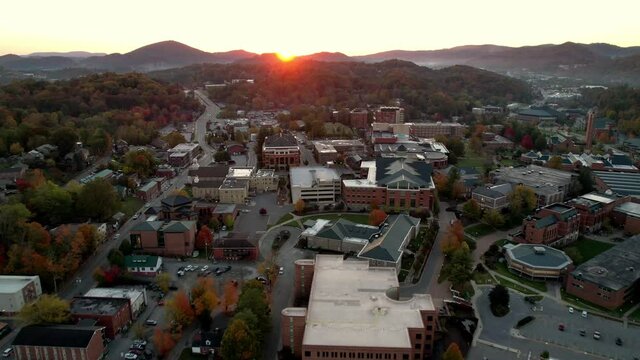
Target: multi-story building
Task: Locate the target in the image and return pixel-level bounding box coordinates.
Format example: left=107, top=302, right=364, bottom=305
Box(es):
left=290, top=167, right=342, bottom=204
left=515, top=203, right=580, bottom=247
left=375, top=106, right=404, bottom=124
left=212, top=233, right=259, bottom=261
left=408, top=122, right=466, bottom=138
left=12, top=325, right=105, bottom=360
left=160, top=194, right=195, bottom=221
left=349, top=109, right=369, bottom=130
left=481, top=132, right=514, bottom=152
left=129, top=220, right=197, bottom=257
left=227, top=166, right=278, bottom=192
left=188, top=165, right=230, bottom=183
left=593, top=171, right=640, bottom=196
left=168, top=143, right=201, bottom=167
left=0, top=276, right=42, bottom=316
left=124, top=255, right=162, bottom=276
left=281, top=255, right=437, bottom=359
left=312, top=140, right=366, bottom=164
left=136, top=180, right=161, bottom=202
left=262, top=132, right=301, bottom=170
left=218, top=178, right=249, bottom=204
left=566, top=192, right=628, bottom=233
left=566, top=236, right=640, bottom=309
left=612, top=202, right=640, bottom=235
left=342, top=157, right=435, bottom=210
left=472, top=184, right=512, bottom=210
left=492, top=165, right=575, bottom=206
left=70, top=297, right=132, bottom=339
left=84, top=287, right=147, bottom=319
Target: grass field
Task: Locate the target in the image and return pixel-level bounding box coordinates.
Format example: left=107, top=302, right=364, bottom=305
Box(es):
left=496, top=277, right=536, bottom=295
left=274, top=213, right=294, bottom=226
left=120, top=197, right=144, bottom=218
left=563, top=237, right=614, bottom=265
left=472, top=270, right=496, bottom=285
left=457, top=156, right=486, bottom=169
left=494, top=262, right=548, bottom=292
left=465, top=223, right=495, bottom=238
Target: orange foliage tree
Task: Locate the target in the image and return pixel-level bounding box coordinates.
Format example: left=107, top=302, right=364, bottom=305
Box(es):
left=191, top=278, right=219, bottom=316
left=223, top=280, right=240, bottom=313
left=153, top=328, right=176, bottom=357
left=368, top=209, right=388, bottom=226
left=195, top=225, right=213, bottom=250
left=433, top=172, right=448, bottom=194
left=441, top=220, right=465, bottom=255
left=166, top=290, right=195, bottom=328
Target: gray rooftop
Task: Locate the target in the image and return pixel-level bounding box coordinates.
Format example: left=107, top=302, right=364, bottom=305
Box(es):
left=71, top=296, right=130, bottom=316
left=494, top=165, right=573, bottom=191
left=358, top=214, right=420, bottom=263
left=571, top=236, right=640, bottom=291
left=593, top=171, right=640, bottom=196
left=614, top=202, right=640, bottom=218
left=290, top=167, right=341, bottom=188
left=506, top=244, right=572, bottom=269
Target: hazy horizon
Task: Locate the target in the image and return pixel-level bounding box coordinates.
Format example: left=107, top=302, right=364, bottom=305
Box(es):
left=1, top=0, right=639, bottom=56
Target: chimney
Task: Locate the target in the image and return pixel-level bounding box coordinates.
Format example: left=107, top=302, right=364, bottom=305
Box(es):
left=585, top=108, right=597, bottom=152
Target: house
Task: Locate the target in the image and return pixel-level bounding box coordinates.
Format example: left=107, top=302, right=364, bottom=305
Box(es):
left=281, top=255, right=437, bottom=359
left=129, top=220, right=197, bottom=257
left=0, top=163, right=27, bottom=181
left=262, top=132, right=301, bottom=170
left=35, top=144, right=58, bottom=158
left=160, top=195, right=195, bottom=221
left=226, top=143, right=246, bottom=155
left=70, top=297, right=132, bottom=339
left=566, top=236, right=640, bottom=309
left=512, top=203, right=580, bottom=247
left=12, top=325, right=105, bottom=360
left=212, top=233, right=259, bottom=261
left=125, top=255, right=162, bottom=276
left=472, top=183, right=512, bottom=210
left=342, top=157, right=436, bottom=210
left=191, top=329, right=224, bottom=355
left=0, top=276, right=42, bottom=316
left=136, top=180, right=161, bottom=202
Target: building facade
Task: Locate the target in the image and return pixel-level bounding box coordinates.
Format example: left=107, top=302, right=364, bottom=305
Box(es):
left=70, top=297, right=132, bottom=339
left=129, top=220, right=196, bottom=257
left=12, top=325, right=105, bottom=360
left=375, top=106, right=404, bottom=124
left=515, top=203, right=580, bottom=247
left=0, top=276, right=42, bottom=316
left=262, top=133, right=301, bottom=170
left=290, top=167, right=342, bottom=204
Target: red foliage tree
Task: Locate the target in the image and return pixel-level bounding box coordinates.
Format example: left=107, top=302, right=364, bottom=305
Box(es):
left=520, top=134, right=534, bottom=149
left=153, top=328, right=176, bottom=357
left=195, top=225, right=213, bottom=250
left=503, top=127, right=516, bottom=139
left=369, top=209, right=388, bottom=226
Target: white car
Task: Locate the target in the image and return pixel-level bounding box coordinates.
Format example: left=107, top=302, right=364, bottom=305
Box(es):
left=582, top=310, right=588, bottom=318
left=568, top=306, right=574, bottom=314
left=185, top=265, right=194, bottom=272
left=279, top=267, right=284, bottom=275
left=201, top=265, right=209, bottom=272
left=124, top=353, right=138, bottom=360
left=132, top=214, right=139, bottom=220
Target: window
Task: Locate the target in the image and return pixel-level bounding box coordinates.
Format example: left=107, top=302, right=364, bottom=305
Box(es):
left=305, top=352, right=311, bottom=357
left=426, top=325, right=432, bottom=331
left=415, top=334, right=422, bottom=340
left=158, top=232, right=165, bottom=247
left=427, top=316, right=433, bottom=322
left=414, top=354, right=420, bottom=360
left=414, top=344, right=420, bottom=349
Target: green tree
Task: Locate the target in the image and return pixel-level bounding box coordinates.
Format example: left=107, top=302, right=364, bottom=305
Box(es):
left=489, top=284, right=510, bottom=316
left=87, top=129, right=112, bottom=156
left=441, top=244, right=473, bottom=287
left=482, top=209, right=505, bottom=228
left=28, top=181, right=73, bottom=224
left=119, top=238, right=133, bottom=255
left=547, top=156, right=563, bottom=169
left=442, top=342, right=464, bottom=360
left=214, top=150, right=231, bottom=162
left=223, top=214, right=235, bottom=230
left=0, top=202, right=32, bottom=242
left=19, top=294, right=70, bottom=325
left=156, top=272, right=171, bottom=294
left=220, top=318, right=259, bottom=360
left=577, top=167, right=594, bottom=194
left=162, top=131, right=186, bottom=148
left=237, top=287, right=270, bottom=336
left=462, top=199, right=482, bottom=220
left=564, top=246, right=583, bottom=265
left=50, top=127, right=79, bottom=156
left=77, top=178, right=120, bottom=220
left=107, top=249, right=125, bottom=268
left=508, top=185, right=537, bottom=218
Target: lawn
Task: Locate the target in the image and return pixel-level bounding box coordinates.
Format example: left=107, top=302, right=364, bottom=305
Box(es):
left=302, top=213, right=370, bottom=225
left=274, top=213, right=294, bottom=226
left=494, top=262, right=548, bottom=292
left=457, top=156, right=485, bottom=169
left=496, top=277, right=536, bottom=295
left=281, top=220, right=302, bottom=229
left=499, top=159, right=519, bottom=167
left=120, top=197, right=144, bottom=218
left=465, top=223, right=495, bottom=238
left=472, top=270, right=496, bottom=285
left=629, top=307, right=640, bottom=322
left=563, top=237, right=614, bottom=265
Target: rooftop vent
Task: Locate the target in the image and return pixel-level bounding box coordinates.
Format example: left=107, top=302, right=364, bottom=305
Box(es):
left=533, top=246, right=546, bottom=255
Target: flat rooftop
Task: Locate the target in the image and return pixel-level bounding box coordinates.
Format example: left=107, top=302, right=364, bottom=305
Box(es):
left=593, top=171, right=640, bottom=196
left=571, top=236, right=640, bottom=291
left=227, top=166, right=254, bottom=178
left=71, top=296, right=130, bottom=316
left=0, top=275, right=39, bottom=294
left=84, top=287, right=144, bottom=301
left=494, top=165, right=573, bottom=188
left=290, top=167, right=341, bottom=188
left=615, top=202, right=640, bottom=218
left=579, top=192, right=618, bottom=205
left=506, top=244, right=572, bottom=269
left=302, top=255, right=434, bottom=349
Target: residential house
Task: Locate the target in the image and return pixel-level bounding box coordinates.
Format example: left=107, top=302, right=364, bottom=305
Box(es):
left=124, top=255, right=162, bottom=276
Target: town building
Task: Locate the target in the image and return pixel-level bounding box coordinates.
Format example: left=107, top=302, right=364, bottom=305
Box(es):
left=516, top=108, right=557, bottom=123
left=0, top=163, right=27, bottom=181
left=612, top=202, right=640, bottom=235
left=188, top=164, right=230, bottom=183
left=192, top=179, right=223, bottom=200
left=226, top=143, right=246, bottom=155
left=593, top=171, right=640, bottom=197
left=218, top=178, right=249, bottom=204
left=167, top=143, right=200, bottom=167
left=313, top=140, right=366, bottom=164
left=226, top=166, right=277, bottom=192
left=408, top=122, right=466, bottom=138
left=472, top=183, right=512, bottom=210
left=566, top=236, right=640, bottom=309
left=374, top=142, right=448, bottom=169
left=136, top=180, right=161, bottom=202
left=70, top=297, right=132, bottom=339
left=129, top=220, right=197, bottom=257
left=124, top=255, right=162, bottom=276
left=191, top=329, right=224, bottom=356
left=504, top=244, right=573, bottom=280
left=481, top=132, right=514, bottom=152
left=212, top=233, right=259, bottom=261
left=492, top=165, right=575, bottom=206
left=84, top=287, right=147, bottom=319
left=160, top=195, right=195, bottom=221
left=290, top=167, right=342, bottom=204
left=281, top=255, right=437, bottom=359
left=342, top=157, right=435, bottom=210
left=349, top=109, right=369, bottom=130
left=0, top=275, right=42, bottom=316
left=301, top=214, right=419, bottom=272
left=375, top=106, right=404, bottom=124
left=12, top=325, right=105, bottom=360
left=513, top=203, right=580, bottom=247
left=262, top=132, right=301, bottom=170
left=566, top=192, right=628, bottom=233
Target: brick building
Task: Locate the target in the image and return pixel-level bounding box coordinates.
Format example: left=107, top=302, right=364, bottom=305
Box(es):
left=514, top=203, right=580, bottom=247
left=129, top=220, right=197, bottom=257
left=349, top=109, right=369, bottom=130
left=262, top=132, right=301, bottom=170
left=342, top=157, right=435, bottom=210
left=566, top=192, right=628, bottom=233
left=612, top=202, right=640, bottom=235
left=160, top=195, right=195, bottom=221
left=472, top=184, right=512, bottom=211
left=12, top=325, right=105, bottom=360
left=281, top=255, right=437, bottom=359
left=566, top=236, right=640, bottom=309
left=408, top=122, right=466, bottom=138
left=375, top=106, right=404, bottom=124
left=136, top=180, right=161, bottom=202
left=70, top=297, right=132, bottom=339
left=212, top=233, right=259, bottom=261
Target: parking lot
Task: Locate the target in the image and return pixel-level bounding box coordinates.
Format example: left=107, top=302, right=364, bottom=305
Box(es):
left=475, top=286, right=640, bottom=359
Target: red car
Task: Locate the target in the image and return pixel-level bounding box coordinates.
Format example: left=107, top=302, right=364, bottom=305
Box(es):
left=158, top=300, right=164, bottom=306
left=558, top=323, right=565, bottom=331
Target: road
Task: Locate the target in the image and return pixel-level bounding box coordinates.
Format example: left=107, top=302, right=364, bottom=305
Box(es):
left=193, top=89, right=221, bottom=166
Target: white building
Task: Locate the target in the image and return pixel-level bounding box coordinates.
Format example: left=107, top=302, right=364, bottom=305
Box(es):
left=84, top=287, right=148, bottom=319
left=0, top=275, right=42, bottom=315
left=290, top=167, right=342, bottom=204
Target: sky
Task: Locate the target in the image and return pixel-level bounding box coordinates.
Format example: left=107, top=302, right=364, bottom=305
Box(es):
left=1, top=0, right=639, bottom=56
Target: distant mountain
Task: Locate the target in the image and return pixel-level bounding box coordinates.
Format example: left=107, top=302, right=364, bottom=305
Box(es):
left=299, top=52, right=353, bottom=62
left=0, top=55, right=77, bottom=71
left=27, top=51, right=107, bottom=58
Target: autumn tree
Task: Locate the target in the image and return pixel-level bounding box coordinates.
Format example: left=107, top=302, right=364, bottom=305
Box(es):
left=50, top=127, right=79, bottom=156
left=368, top=209, right=387, bottom=226
left=223, top=214, right=235, bottom=230
left=223, top=280, right=240, bottom=313
left=294, top=199, right=305, bottom=214
left=191, top=277, right=219, bottom=316
left=237, top=286, right=270, bottom=336
left=195, top=225, right=213, bottom=250
left=220, top=318, right=259, bottom=360
left=450, top=180, right=466, bottom=200
left=123, top=149, right=157, bottom=177
left=520, top=134, right=534, bottom=149
left=77, top=178, right=120, bottom=220
left=166, top=290, right=195, bottom=328
left=9, top=142, right=23, bottom=155
left=19, top=294, right=70, bottom=325
left=433, top=172, right=448, bottom=195
left=462, top=199, right=482, bottom=220
left=482, top=209, right=505, bottom=228
left=469, top=136, right=483, bottom=155
left=156, top=272, right=171, bottom=294
left=508, top=185, right=537, bottom=218
left=162, top=131, right=187, bottom=148
left=441, top=220, right=465, bottom=255
left=153, top=328, right=176, bottom=358
left=131, top=323, right=145, bottom=340
left=442, top=342, right=464, bottom=360
left=441, top=243, right=473, bottom=287
left=547, top=156, right=563, bottom=169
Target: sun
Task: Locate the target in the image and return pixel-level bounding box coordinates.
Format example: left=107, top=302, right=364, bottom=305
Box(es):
left=276, top=51, right=296, bottom=62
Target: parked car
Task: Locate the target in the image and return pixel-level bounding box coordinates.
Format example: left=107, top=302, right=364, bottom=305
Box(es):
left=256, top=275, right=268, bottom=284
left=177, top=270, right=185, bottom=277
left=201, top=265, right=209, bottom=272
left=582, top=310, right=588, bottom=318
left=593, top=331, right=601, bottom=340
left=2, top=348, right=13, bottom=358
left=145, top=320, right=157, bottom=326
left=616, top=337, right=623, bottom=346
left=579, top=329, right=586, bottom=337
left=568, top=306, right=574, bottom=314
left=558, top=323, right=565, bottom=331
left=279, top=267, right=284, bottom=275
left=132, top=214, right=139, bottom=220
left=216, top=266, right=232, bottom=276
left=133, top=340, right=147, bottom=347
left=124, top=353, right=138, bottom=360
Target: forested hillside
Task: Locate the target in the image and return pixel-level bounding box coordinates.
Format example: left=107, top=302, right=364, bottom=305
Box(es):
left=151, top=59, right=533, bottom=118
left=0, top=72, right=202, bottom=156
